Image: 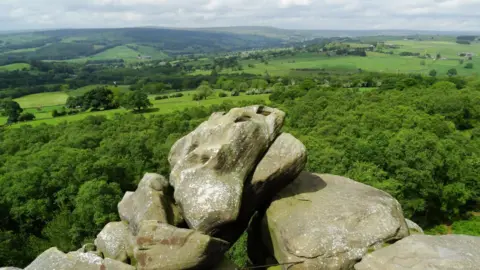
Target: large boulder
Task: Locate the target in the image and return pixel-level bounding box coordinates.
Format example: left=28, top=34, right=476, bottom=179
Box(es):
left=262, top=173, right=409, bottom=269
left=24, top=247, right=135, bottom=270
left=0, top=267, right=22, bottom=270
left=133, top=220, right=229, bottom=270
left=355, top=235, right=480, bottom=270
left=169, top=105, right=285, bottom=233
left=118, top=173, right=183, bottom=234
left=94, top=221, right=133, bottom=262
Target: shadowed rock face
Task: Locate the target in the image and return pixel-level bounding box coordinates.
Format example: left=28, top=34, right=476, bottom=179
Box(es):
left=118, top=173, right=183, bottom=234
left=262, top=173, right=409, bottom=270
left=133, top=221, right=229, bottom=270
left=405, top=218, right=424, bottom=234
left=169, top=105, right=285, bottom=233
left=355, top=235, right=480, bottom=270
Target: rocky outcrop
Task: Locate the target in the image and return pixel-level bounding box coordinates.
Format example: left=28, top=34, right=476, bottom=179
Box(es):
left=168, top=105, right=285, bottom=234
left=405, top=218, right=424, bottom=234
left=261, top=172, right=409, bottom=269
left=355, top=235, right=480, bottom=270
left=16, top=106, right=480, bottom=270
left=94, top=221, right=133, bottom=262
left=133, top=221, right=229, bottom=270
left=24, top=247, right=135, bottom=270
left=118, top=173, right=183, bottom=234
left=0, top=267, right=22, bottom=270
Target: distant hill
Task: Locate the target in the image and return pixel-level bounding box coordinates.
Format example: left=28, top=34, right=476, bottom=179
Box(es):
left=0, top=27, right=284, bottom=64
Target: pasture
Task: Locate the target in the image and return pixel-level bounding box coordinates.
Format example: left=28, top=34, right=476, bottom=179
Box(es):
left=14, top=92, right=69, bottom=108
left=191, top=40, right=480, bottom=77
left=0, top=89, right=270, bottom=126
left=0, top=63, right=31, bottom=71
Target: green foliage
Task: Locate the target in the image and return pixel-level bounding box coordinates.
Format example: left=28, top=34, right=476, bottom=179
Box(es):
left=447, top=68, right=458, bottom=77
left=429, top=69, right=437, bottom=77
left=465, top=63, right=474, bottom=69
left=195, top=82, right=213, bottom=100
left=218, top=92, right=228, bottom=98
left=451, top=216, right=480, bottom=235
left=0, top=99, right=23, bottom=123
left=120, top=91, right=152, bottom=111
left=226, top=232, right=249, bottom=268
left=17, top=112, right=35, bottom=122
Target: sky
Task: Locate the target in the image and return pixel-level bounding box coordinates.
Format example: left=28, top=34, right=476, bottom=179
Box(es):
left=1, top=0, right=480, bottom=31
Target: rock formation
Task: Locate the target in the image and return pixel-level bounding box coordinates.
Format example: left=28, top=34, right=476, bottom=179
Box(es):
left=355, top=235, right=480, bottom=270
left=14, top=106, right=480, bottom=270
left=260, top=172, right=409, bottom=269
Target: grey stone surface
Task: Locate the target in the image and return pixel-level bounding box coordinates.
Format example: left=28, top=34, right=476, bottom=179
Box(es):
left=25, top=247, right=134, bottom=270
left=25, top=247, right=74, bottom=270
left=133, top=220, right=229, bottom=270
left=169, top=105, right=285, bottom=233
left=0, top=267, right=23, bottom=270
left=118, top=173, right=182, bottom=234
left=262, top=172, right=409, bottom=269
left=355, top=234, right=480, bottom=270
left=94, top=221, right=133, bottom=262
left=405, top=218, right=424, bottom=234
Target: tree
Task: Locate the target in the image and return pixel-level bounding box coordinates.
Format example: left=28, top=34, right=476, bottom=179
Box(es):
left=420, top=60, right=426, bottom=66
left=0, top=99, right=23, bottom=124
left=459, top=59, right=464, bottom=65
left=429, top=69, right=437, bottom=77
left=120, top=91, right=153, bottom=111
left=196, top=81, right=213, bottom=100
left=447, top=68, right=458, bottom=77
left=17, top=112, right=35, bottom=122
left=82, top=87, right=118, bottom=110
left=465, top=63, right=474, bottom=69
left=236, top=82, right=249, bottom=92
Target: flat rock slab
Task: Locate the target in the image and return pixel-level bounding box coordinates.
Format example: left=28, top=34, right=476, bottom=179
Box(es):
left=355, top=234, right=480, bottom=270
left=134, top=221, right=229, bottom=270
left=169, top=105, right=285, bottom=233
left=263, top=172, right=409, bottom=269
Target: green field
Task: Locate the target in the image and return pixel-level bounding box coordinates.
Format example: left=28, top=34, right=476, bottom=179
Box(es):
left=190, top=40, right=480, bottom=77
left=1, top=90, right=270, bottom=126
left=0, top=63, right=31, bottom=71
left=89, top=46, right=140, bottom=61
left=14, top=92, right=69, bottom=108
left=68, top=85, right=131, bottom=97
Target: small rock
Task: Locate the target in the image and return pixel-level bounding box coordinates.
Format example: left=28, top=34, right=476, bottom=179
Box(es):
left=134, top=220, right=229, bottom=270
left=95, top=221, right=133, bottom=262
left=405, top=218, right=424, bottom=234
left=118, top=173, right=182, bottom=234
left=355, top=234, right=480, bottom=270
left=262, top=173, right=409, bottom=269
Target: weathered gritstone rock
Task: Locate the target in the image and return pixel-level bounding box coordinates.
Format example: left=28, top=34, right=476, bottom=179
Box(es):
left=0, top=267, right=23, bottom=270
left=169, top=105, right=285, bottom=233
left=405, top=218, right=424, bottom=234
left=118, top=173, right=183, bottom=234
left=355, top=235, right=480, bottom=270
left=24, top=247, right=135, bottom=270
left=133, top=220, right=229, bottom=270
left=220, top=133, right=307, bottom=242
left=94, top=221, right=133, bottom=262
left=262, top=172, right=409, bottom=270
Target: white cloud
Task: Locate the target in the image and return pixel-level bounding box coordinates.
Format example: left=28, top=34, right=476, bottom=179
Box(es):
left=0, top=0, right=480, bottom=31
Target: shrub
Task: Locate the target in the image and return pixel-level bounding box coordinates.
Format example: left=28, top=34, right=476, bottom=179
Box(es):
left=231, top=91, right=240, bottom=97
left=465, top=63, right=474, bottom=69
left=17, top=112, right=36, bottom=122
left=218, top=92, right=228, bottom=98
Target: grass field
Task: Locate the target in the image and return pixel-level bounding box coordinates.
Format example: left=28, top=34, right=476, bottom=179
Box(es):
left=190, top=40, right=480, bottom=77
left=0, top=90, right=270, bottom=126
left=0, top=63, right=31, bottom=71
left=14, top=92, right=69, bottom=108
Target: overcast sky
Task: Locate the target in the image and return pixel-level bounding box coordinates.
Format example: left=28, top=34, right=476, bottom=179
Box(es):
left=1, top=0, right=479, bottom=31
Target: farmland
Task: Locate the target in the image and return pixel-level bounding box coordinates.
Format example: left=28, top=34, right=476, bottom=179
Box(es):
left=0, top=89, right=270, bottom=126
left=0, top=63, right=31, bottom=71
left=190, top=39, right=480, bottom=77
